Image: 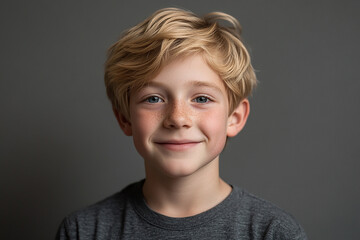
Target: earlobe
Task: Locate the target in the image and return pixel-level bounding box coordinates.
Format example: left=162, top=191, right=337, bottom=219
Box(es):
left=227, top=99, right=250, bottom=137
left=113, top=108, right=132, bottom=136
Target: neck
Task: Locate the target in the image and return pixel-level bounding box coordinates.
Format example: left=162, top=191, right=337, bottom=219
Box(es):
left=142, top=158, right=232, bottom=218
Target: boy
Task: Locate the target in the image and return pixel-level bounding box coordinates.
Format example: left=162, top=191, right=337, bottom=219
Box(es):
left=57, top=8, right=307, bottom=239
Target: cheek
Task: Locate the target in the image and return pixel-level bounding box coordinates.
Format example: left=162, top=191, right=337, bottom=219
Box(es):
left=199, top=109, right=228, bottom=152
left=131, top=109, right=161, bottom=143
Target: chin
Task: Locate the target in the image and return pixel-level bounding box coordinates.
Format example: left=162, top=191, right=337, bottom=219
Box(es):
left=155, top=157, right=216, bottom=179
left=163, top=166, right=199, bottom=178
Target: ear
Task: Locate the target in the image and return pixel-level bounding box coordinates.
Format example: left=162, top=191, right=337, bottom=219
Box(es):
left=113, top=107, right=132, bottom=136
left=227, top=99, right=250, bottom=137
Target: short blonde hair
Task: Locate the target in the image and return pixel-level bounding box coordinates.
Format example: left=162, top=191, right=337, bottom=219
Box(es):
left=105, top=7, right=257, bottom=120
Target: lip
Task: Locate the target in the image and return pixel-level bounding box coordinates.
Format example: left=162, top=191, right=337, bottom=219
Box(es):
left=154, top=140, right=201, bottom=151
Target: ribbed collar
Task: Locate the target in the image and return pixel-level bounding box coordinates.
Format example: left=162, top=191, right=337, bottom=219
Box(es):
left=129, top=179, right=242, bottom=230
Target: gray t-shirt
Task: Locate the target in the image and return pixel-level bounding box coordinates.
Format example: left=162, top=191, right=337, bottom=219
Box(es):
left=56, top=180, right=307, bottom=239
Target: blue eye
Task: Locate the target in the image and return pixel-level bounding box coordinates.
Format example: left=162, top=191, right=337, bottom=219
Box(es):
left=194, top=96, right=210, bottom=103
left=146, top=96, right=163, bottom=103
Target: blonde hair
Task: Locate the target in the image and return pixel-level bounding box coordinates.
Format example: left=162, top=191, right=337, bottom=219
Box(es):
left=105, top=7, right=257, bottom=120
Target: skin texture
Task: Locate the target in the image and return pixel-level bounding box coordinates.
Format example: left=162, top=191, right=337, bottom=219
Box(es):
left=115, top=54, right=249, bottom=217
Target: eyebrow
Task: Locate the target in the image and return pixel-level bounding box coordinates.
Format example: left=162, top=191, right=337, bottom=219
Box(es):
left=190, top=81, right=223, bottom=93
left=144, top=80, right=223, bottom=93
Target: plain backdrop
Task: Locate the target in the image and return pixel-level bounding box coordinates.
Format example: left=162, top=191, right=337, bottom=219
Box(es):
left=1, top=0, right=359, bottom=239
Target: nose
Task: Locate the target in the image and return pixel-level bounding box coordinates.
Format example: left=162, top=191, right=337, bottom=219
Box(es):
left=163, top=100, right=192, bottom=129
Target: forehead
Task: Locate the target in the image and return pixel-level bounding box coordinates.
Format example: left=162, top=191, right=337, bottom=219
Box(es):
left=148, top=54, right=226, bottom=90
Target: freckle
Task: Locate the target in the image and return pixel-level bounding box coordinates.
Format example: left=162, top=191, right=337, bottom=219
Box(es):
left=155, top=111, right=163, bottom=120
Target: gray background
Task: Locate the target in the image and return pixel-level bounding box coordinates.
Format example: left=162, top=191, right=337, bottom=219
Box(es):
left=1, top=0, right=359, bottom=239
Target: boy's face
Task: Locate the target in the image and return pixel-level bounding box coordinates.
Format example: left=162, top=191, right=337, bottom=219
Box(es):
left=117, top=54, right=249, bottom=178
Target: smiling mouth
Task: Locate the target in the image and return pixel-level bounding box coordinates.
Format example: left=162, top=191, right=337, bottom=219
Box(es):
left=155, top=141, right=201, bottom=151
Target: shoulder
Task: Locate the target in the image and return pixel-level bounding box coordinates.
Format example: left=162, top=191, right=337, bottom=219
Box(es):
left=68, top=183, right=133, bottom=221
left=56, top=181, right=140, bottom=239
left=230, top=186, right=308, bottom=240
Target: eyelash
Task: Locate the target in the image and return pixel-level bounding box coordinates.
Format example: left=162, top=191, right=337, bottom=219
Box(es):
left=192, top=96, right=212, bottom=103
left=143, top=95, right=213, bottom=104
left=144, top=96, right=164, bottom=103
